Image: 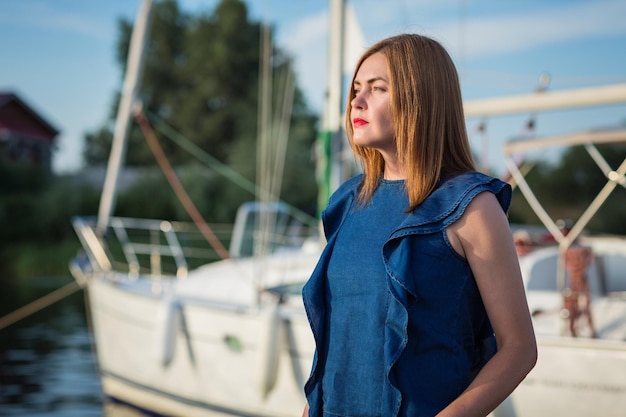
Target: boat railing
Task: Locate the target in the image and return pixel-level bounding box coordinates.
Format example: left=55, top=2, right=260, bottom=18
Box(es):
left=71, top=216, right=233, bottom=279
left=71, top=210, right=319, bottom=281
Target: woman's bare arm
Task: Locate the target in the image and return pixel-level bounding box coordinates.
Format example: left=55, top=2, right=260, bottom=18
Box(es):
left=442, top=191, right=537, bottom=417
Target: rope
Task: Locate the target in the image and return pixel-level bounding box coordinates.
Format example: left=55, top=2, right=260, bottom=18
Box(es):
left=0, top=281, right=81, bottom=331
left=134, top=106, right=231, bottom=261
left=144, top=111, right=318, bottom=229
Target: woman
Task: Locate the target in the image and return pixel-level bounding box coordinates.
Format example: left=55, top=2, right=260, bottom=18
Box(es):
left=301, top=34, right=537, bottom=417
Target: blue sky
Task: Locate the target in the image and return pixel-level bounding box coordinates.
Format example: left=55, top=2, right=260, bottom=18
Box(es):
left=1, top=0, right=625, bottom=176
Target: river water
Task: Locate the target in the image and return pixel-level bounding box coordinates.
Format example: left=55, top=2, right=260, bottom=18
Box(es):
left=0, top=276, right=142, bottom=417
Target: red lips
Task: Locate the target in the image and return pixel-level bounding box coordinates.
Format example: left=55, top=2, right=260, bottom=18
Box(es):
left=353, top=118, right=368, bottom=127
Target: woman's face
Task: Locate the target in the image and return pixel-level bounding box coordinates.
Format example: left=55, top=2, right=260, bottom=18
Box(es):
left=350, top=52, right=395, bottom=156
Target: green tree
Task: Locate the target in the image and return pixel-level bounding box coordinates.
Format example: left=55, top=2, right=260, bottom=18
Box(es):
left=82, top=0, right=319, bottom=223
left=0, top=157, right=49, bottom=244
left=510, top=142, right=626, bottom=235
left=0, top=156, right=100, bottom=277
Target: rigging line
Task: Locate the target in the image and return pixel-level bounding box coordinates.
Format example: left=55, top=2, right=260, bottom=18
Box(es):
left=144, top=111, right=319, bottom=229
left=258, top=22, right=273, bottom=202
left=134, top=106, right=231, bottom=261
left=148, top=111, right=255, bottom=195
left=270, top=65, right=296, bottom=203
left=0, top=281, right=81, bottom=331
left=256, top=21, right=274, bottom=261
left=258, top=64, right=297, bottom=260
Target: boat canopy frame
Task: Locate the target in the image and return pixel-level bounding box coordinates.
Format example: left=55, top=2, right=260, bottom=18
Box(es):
left=503, top=128, right=626, bottom=248
left=506, top=129, right=626, bottom=295
left=463, top=83, right=626, bottom=293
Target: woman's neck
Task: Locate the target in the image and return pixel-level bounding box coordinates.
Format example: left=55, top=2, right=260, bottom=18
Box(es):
left=383, top=160, right=405, bottom=180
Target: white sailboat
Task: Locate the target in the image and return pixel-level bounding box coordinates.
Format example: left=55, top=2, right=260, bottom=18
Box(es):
left=466, top=84, right=626, bottom=417
left=70, top=0, right=346, bottom=416
left=70, top=0, right=626, bottom=416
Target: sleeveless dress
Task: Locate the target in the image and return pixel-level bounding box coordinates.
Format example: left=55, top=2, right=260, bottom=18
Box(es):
left=303, top=171, right=512, bottom=417
left=322, top=179, right=409, bottom=417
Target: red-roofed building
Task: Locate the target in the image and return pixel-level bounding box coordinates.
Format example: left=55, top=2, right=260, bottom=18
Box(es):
left=0, top=92, right=59, bottom=171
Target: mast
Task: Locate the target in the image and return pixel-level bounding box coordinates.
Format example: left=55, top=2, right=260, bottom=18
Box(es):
left=317, top=0, right=346, bottom=215
left=97, top=0, right=153, bottom=234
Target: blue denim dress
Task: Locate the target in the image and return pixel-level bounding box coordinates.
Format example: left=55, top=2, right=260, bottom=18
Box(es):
left=323, top=179, right=409, bottom=416
left=302, top=172, right=512, bottom=417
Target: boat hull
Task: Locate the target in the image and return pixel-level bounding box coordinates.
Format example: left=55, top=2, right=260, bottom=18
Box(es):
left=87, top=276, right=314, bottom=417
left=496, top=336, right=626, bottom=416
left=494, top=239, right=626, bottom=416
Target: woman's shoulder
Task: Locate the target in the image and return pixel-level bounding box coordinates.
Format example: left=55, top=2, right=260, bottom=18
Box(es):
left=438, top=171, right=511, bottom=211
left=320, top=174, right=363, bottom=237
left=326, top=174, right=362, bottom=207
left=332, top=174, right=363, bottom=196
left=441, top=171, right=504, bottom=188
left=396, top=171, right=511, bottom=232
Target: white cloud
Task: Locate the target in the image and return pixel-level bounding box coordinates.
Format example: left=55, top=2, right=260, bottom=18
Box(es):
left=281, top=10, right=327, bottom=51
left=0, top=1, right=114, bottom=41
left=279, top=0, right=626, bottom=109
left=430, top=0, right=626, bottom=59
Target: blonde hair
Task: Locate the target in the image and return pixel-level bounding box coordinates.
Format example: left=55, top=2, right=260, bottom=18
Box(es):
left=345, top=34, right=475, bottom=211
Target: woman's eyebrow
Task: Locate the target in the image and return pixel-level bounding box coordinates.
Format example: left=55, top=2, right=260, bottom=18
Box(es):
left=353, top=76, right=388, bottom=86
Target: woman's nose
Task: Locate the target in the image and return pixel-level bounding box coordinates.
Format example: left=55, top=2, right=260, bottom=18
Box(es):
left=351, top=92, right=366, bottom=109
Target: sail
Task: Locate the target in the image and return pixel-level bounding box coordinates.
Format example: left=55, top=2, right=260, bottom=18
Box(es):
left=317, top=0, right=367, bottom=216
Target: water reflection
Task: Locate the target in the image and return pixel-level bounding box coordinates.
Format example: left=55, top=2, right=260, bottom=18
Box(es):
left=0, top=276, right=104, bottom=416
